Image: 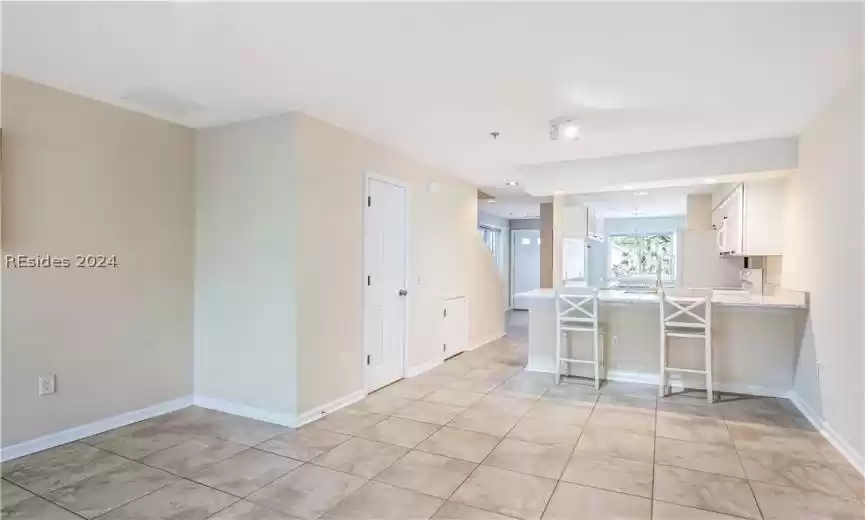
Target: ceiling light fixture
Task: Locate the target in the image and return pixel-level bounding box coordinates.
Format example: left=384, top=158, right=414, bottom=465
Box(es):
left=549, top=117, right=580, bottom=141
left=487, top=199, right=496, bottom=204
left=637, top=191, right=649, bottom=196
left=703, top=178, right=718, bottom=184
left=621, top=185, right=634, bottom=190
left=505, top=180, right=519, bottom=187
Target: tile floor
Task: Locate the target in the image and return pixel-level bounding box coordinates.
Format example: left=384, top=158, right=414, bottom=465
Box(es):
left=3, top=313, right=863, bottom=519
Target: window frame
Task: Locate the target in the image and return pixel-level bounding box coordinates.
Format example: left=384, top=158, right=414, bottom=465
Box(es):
left=478, top=224, right=503, bottom=268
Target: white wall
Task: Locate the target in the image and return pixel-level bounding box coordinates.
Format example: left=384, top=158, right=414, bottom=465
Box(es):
left=2, top=76, right=195, bottom=445
left=294, top=114, right=505, bottom=414
left=194, top=114, right=299, bottom=419
left=478, top=211, right=511, bottom=309
left=782, top=73, right=864, bottom=468
left=604, top=216, right=685, bottom=235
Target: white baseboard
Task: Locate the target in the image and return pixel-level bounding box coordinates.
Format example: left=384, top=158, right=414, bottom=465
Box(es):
left=1, top=395, right=193, bottom=462
left=787, top=391, right=865, bottom=476
left=522, top=368, right=786, bottom=398
left=470, top=332, right=506, bottom=351
left=295, top=390, right=367, bottom=428
left=406, top=357, right=443, bottom=378
left=193, top=395, right=296, bottom=427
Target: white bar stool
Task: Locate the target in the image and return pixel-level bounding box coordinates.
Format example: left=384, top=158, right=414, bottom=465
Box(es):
left=659, top=288, right=715, bottom=403
left=555, top=288, right=604, bottom=389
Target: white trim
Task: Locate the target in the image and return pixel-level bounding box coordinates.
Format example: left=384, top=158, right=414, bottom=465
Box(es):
left=523, top=367, right=787, bottom=398
left=295, top=389, right=368, bottom=428
left=406, top=357, right=443, bottom=378
left=787, top=391, right=865, bottom=476
left=470, top=332, right=506, bottom=351
left=362, top=171, right=411, bottom=393
left=1, top=395, right=193, bottom=462
left=193, top=395, right=296, bottom=427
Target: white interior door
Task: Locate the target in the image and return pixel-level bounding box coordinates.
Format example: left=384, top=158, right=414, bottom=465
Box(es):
left=364, top=176, right=408, bottom=391
left=511, top=229, right=541, bottom=310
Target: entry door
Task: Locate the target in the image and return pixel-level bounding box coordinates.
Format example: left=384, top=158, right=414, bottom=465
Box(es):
left=511, top=229, right=541, bottom=310
left=364, top=176, right=408, bottom=391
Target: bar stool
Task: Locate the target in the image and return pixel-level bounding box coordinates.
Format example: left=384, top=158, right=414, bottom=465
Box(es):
left=659, top=288, right=715, bottom=403
left=555, top=288, right=604, bottom=389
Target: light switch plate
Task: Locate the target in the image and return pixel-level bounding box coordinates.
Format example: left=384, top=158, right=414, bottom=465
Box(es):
left=38, top=375, right=56, bottom=396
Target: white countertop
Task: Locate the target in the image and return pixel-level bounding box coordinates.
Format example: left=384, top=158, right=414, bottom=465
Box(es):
left=514, top=288, right=807, bottom=309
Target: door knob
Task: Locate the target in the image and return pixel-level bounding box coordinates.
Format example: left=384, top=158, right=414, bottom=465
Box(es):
left=398, top=289, right=408, bottom=296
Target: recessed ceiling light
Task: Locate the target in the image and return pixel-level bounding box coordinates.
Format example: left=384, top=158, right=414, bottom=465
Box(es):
left=621, top=185, right=634, bottom=190
left=487, top=199, right=496, bottom=203
left=703, top=178, right=718, bottom=184
left=505, top=180, right=519, bottom=187
left=637, top=191, right=649, bottom=196
left=554, top=190, right=565, bottom=195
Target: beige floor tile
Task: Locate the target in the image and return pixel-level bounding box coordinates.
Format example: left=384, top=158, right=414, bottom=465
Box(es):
left=433, top=501, right=516, bottom=520
left=657, top=400, right=725, bottom=419
left=561, top=453, right=653, bottom=498
left=256, top=428, right=351, bottom=461
left=834, top=463, right=865, bottom=500
left=507, top=417, right=581, bottom=447
left=204, top=414, right=291, bottom=446
left=1, top=496, right=83, bottom=520
left=356, top=417, right=440, bottom=448
left=574, top=428, right=654, bottom=463
left=44, top=462, right=177, bottom=518
left=94, top=425, right=192, bottom=459
left=524, top=402, right=592, bottom=426
left=425, top=388, right=486, bottom=408
left=726, top=422, right=825, bottom=461
left=543, top=481, right=651, bottom=520
left=82, top=418, right=167, bottom=446
left=651, top=501, right=748, bottom=520
left=540, top=383, right=599, bottom=408
left=738, top=449, right=854, bottom=497
left=452, top=466, right=556, bottom=520
left=141, top=436, right=248, bottom=477
left=596, top=394, right=658, bottom=414
left=376, top=380, right=440, bottom=400
left=1, top=480, right=35, bottom=509
left=376, top=450, right=476, bottom=498
left=446, top=377, right=504, bottom=394
left=313, top=437, right=407, bottom=478
left=654, top=438, right=744, bottom=478
left=350, top=393, right=415, bottom=415
left=448, top=409, right=521, bottom=438
left=322, top=480, right=443, bottom=520
left=208, top=500, right=298, bottom=520
left=5, top=444, right=128, bottom=494
left=409, top=372, right=462, bottom=388
left=751, top=480, right=865, bottom=520
left=394, top=402, right=465, bottom=425
left=600, top=381, right=659, bottom=401
left=418, top=428, right=500, bottom=463
left=248, top=464, right=365, bottom=520
left=191, top=449, right=302, bottom=497
left=656, top=414, right=730, bottom=444
left=2, top=443, right=94, bottom=475
left=483, top=439, right=571, bottom=480
left=585, top=409, right=655, bottom=436
left=98, top=479, right=238, bottom=520
left=314, top=409, right=387, bottom=435
left=470, top=395, right=537, bottom=417
left=652, top=465, right=761, bottom=520
left=493, top=376, right=554, bottom=398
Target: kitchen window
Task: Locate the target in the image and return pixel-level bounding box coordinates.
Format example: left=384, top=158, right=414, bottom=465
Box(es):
left=609, top=233, right=676, bottom=281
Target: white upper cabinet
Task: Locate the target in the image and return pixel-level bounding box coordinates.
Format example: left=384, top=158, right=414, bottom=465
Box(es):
left=561, top=205, right=603, bottom=240
left=711, top=179, right=786, bottom=256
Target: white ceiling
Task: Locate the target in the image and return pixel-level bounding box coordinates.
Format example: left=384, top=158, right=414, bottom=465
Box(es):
left=4, top=3, right=862, bottom=187
left=480, top=194, right=546, bottom=220
left=567, top=185, right=715, bottom=219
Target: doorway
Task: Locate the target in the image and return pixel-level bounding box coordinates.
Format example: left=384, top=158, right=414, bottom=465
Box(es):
left=363, top=174, right=408, bottom=392
left=511, top=229, right=541, bottom=310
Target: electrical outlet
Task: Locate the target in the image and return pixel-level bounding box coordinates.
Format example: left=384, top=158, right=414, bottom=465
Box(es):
left=612, top=336, right=619, bottom=346
left=816, top=362, right=821, bottom=381
left=38, top=374, right=56, bottom=396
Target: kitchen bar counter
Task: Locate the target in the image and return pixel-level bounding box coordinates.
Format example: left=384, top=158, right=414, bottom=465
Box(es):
left=517, top=286, right=808, bottom=397
left=515, top=287, right=807, bottom=309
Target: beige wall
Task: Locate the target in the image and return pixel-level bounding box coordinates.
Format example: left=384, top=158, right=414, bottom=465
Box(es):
left=783, top=73, right=864, bottom=465
left=1, top=76, right=195, bottom=445
left=194, top=114, right=299, bottom=418
left=294, top=114, right=505, bottom=414
left=686, top=193, right=712, bottom=230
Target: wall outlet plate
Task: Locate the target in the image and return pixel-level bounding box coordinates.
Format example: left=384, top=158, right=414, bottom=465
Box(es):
left=38, top=374, right=56, bottom=396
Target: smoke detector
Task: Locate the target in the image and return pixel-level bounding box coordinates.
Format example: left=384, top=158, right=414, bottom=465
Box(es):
left=549, top=117, right=580, bottom=141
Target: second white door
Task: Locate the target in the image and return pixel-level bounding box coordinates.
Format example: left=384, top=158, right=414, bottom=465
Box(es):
left=363, top=176, right=408, bottom=392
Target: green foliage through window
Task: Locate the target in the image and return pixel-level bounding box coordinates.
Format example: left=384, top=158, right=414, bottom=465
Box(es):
left=609, top=234, right=674, bottom=280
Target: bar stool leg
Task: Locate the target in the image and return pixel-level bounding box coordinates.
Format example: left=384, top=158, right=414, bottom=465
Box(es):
left=592, top=326, right=600, bottom=390
left=555, top=326, right=562, bottom=385
left=705, top=310, right=714, bottom=403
